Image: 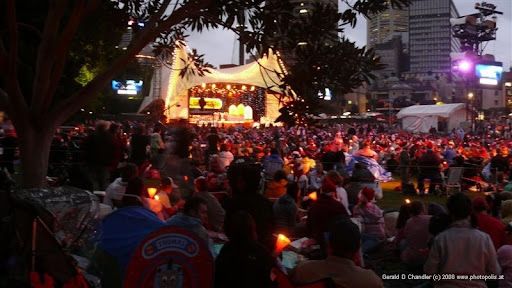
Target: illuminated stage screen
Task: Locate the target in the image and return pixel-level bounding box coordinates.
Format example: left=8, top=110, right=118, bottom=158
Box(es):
left=475, top=63, right=503, bottom=86
left=112, top=80, right=144, bottom=96
left=188, top=83, right=266, bottom=121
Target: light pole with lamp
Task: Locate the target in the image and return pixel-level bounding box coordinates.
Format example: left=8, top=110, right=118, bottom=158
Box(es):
left=467, top=92, right=474, bottom=133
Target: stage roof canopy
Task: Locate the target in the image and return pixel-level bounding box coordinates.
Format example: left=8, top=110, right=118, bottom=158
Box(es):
left=139, top=42, right=288, bottom=119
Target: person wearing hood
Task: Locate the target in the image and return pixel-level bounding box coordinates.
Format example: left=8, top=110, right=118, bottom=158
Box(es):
left=352, top=187, right=385, bottom=253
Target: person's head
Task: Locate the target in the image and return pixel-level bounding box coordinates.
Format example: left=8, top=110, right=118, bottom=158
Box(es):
left=315, top=162, right=324, bottom=173
left=321, top=176, right=337, bottom=195
left=396, top=203, right=412, bottom=230
left=286, top=182, right=299, bottom=201
left=224, top=210, right=257, bottom=243
left=501, top=200, right=512, bottom=219
left=121, top=163, right=139, bottom=183
left=227, top=161, right=262, bottom=195
left=326, top=170, right=343, bottom=186
left=126, top=177, right=144, bottom=196
left=183, top=197, right=208, bottom=224
left=410, top=201, right=425, bottom=216
left=194, top=176, right=208, bottom=193
left=505, top=223, right=512, bottom=243
left=273, top=170, right=287, bottom=182
left=358, top=187, right=375, bottom=206
left=160, top=176, right=176, bottom=192
left=428, top=203, right=447, bottom=216
left=328, top=218, right=361, bottom=259
left=472, top=197, right=489, bottom=213
left=446, top=192, right=472, bottom=221
left=429, top=212, right=451, bottom=236
left=270, top=148, right=279, bottom=155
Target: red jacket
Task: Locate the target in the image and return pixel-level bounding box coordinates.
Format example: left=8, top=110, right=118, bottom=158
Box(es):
left=475, top=212, right=506, bottom=250
left=307, top=194, right=349, bottom=247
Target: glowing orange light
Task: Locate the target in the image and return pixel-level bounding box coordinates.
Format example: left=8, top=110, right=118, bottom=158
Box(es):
left=226, top=84, right=232, bottom=90
left=250, top=86, right=255, bottom=91
left=154, top=195, right=160, bottom=201
left=201, top=83, right=206, bottom=88
left=147, top=187, right=158, bottom=198
left=308, top=192, right=318, bottom=201
left=275, top=234, right=291, bottom=253
left=405, top=198, right=411, bottom=204
left=242, top=85, right=247, bottom=90
left=184, top=175, right=189, bottom=182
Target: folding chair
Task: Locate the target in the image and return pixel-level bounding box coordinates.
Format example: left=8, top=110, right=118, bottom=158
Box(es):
left=444, top=167, right=464, bottom=195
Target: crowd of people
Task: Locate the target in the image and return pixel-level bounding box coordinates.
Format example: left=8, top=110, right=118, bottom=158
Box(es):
left=4, top=117, right=512, bottom=287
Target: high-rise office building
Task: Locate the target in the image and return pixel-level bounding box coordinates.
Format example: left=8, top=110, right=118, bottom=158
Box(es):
left=367, top=7, right=409, bottom=49
left=409, top=0, right=460, bottom=73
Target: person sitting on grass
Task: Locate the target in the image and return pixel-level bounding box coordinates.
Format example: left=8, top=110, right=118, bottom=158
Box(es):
left=424, top=193, right=500, bottom=288
left=166, top=197, right=210, bottom=247
left=352, top=187, right=385, bottom=254
left=215, top=211, right=274, bottom=288
left=103, top=163, right=138, bottom=207
left=307, top=177, right=349, bottom=256
left=273, top=182, right=299, bottom=235
left=400, top=201, right=431, bottom=266
left=154, top=176, right=184, bottom=217
left=291, top=218, right=383, bottom=288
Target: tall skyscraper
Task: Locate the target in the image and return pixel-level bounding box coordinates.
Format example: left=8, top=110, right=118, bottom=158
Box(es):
left=409, top=0, right=460, bottom=73
left=367, top=7, right=409, bottom=49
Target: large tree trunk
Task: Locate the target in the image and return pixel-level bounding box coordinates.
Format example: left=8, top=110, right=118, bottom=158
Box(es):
left=18, top=124, right=55, bottom=188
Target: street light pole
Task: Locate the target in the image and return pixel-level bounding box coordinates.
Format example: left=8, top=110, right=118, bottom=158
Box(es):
left=468, top=92, right=474, bottom=133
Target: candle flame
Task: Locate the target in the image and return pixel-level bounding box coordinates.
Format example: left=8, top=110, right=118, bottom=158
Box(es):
left=147, top=187, right=157, bottom=198
left=405, top=198, right=411, bottom=204
left=275, top=234, right=291, bottom=253
left=308, top=192, right=318, bottom=201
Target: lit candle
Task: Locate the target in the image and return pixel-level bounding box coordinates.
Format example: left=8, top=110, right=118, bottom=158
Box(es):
left=405, top=198, right=411, bottom=204
left=308, top=192, right=318, bottom=201
left=147, top=187, right=157, bottom=198
left=154, top=195, right=160, bottom=201
left=275, top=234, right=291, bottom=253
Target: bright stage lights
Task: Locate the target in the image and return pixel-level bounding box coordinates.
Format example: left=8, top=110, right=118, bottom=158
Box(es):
left=457, top=60, right=473, bottom=73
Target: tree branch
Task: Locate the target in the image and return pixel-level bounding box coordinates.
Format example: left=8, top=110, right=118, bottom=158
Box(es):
left=44, top=0, right=87, bottom=113
left=31, top=0, right=68, bottom=116
left=147, top=0, right=173, bottom=28
left=50, top=0, right=212, bottom=125
left=5, top=0, right=28, bottom=125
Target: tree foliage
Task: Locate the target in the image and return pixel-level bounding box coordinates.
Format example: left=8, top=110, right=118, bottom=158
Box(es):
left=0, top=0, right=410, bottom=186
left=254, top=0, right=411, bottom=125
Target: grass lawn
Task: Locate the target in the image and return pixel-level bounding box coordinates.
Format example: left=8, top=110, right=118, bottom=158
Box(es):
left=377, top=180, right=487, bottom=211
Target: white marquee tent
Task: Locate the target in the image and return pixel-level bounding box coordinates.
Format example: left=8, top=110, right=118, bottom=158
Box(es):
left=397, top=103, right=467, bottom=133
left=139, top=43, right=288, bottom=121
